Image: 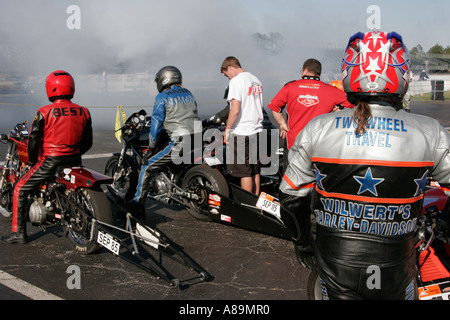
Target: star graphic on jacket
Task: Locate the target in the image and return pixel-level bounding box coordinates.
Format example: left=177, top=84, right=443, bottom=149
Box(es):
left=414, top=170, right=429, bottom=197
left=313, top=164, right=327, bottom=191
left=354, top=167, right=384, bottom=196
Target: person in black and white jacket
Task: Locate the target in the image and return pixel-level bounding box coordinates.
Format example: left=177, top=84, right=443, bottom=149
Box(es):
left=279, top=31, right=450, bottom=300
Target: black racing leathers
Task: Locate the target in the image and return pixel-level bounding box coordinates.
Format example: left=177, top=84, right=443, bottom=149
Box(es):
left=280, top=103, right=450, bottom=299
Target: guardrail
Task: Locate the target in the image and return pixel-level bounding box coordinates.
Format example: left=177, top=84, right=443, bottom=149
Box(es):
left=409, top=79, right=449, bottom=100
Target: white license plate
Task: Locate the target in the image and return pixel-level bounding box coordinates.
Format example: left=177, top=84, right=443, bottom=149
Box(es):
left=256, top=192, right=280, bottom=218
left=97, top=229, right=120, bottom=255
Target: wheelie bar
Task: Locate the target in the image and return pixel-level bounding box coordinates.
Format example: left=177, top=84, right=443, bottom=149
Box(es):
left=90, top=213, right=208, bottom=288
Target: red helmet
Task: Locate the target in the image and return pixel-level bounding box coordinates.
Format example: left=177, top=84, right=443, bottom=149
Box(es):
left=45, top=70, right=75, bottom=102
left=342, top=31, right=411, bottom=107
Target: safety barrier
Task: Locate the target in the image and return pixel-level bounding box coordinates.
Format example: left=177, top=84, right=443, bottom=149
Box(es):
left=409, top=78, right=450, bottom=100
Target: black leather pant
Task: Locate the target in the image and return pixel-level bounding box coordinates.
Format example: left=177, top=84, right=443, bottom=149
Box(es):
left=315, top=226, right=418, bottom=300
left=133, top=140, right=176, bottom=204
left=134, top=134, right=198, bottom=204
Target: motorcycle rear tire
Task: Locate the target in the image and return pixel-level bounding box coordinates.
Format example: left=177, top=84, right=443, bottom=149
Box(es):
left=64, top=187, right=113, bottom=254
left=181, top=165, right=229, bottom=221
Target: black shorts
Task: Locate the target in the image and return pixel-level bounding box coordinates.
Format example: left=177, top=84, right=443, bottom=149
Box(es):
left=227, top=133, right=260, bottom=178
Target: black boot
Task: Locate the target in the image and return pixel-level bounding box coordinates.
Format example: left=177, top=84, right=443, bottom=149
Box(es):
left=1, top=230, right=28, bottom=244
left=4, top=193, right=29, bottom=244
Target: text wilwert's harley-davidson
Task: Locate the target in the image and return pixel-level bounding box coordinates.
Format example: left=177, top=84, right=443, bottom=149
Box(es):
left=307, top=183, right=450, bottom=300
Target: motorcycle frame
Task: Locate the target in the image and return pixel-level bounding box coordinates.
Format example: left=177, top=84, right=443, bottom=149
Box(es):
left=55, top=166, right=113, bottom=191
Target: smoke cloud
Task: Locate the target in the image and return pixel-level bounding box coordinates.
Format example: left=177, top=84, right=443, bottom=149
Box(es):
left=0, top=0, right=449, bottom=129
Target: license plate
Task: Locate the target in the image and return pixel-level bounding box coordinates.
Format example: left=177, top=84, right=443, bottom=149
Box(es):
left=256, top=192, right=280, bottom=218
left=97, top=229, right=120, bottom=255
left=204, top=156, right=222, bottom=166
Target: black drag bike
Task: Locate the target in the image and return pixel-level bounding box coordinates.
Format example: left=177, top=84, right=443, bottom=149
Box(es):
left=104, top=110, right=230, bottom=220
left=104, top=109, right=284, bottom=222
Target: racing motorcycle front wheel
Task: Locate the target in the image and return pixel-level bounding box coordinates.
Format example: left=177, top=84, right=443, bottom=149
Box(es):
left=104, top=155, right=139, bottom=202
left=0, top=189, right=12, bottom=218
left=181, top=165, right=229, bottom=221
left=307, top=270, right=324, bottom=300
left=63, top=187, right=113, bottom=254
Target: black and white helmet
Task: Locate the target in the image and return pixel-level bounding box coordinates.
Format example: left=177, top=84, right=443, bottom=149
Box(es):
left=155, top=66, right=182, bottom=93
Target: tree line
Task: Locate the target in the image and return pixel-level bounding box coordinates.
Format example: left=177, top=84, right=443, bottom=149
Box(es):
left=411, top=44, right=450, bottom=55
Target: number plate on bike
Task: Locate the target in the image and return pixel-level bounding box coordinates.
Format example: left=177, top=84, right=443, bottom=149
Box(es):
left=97, top=229, right=120, bottom=256
left=256, top=192, right=280, bottom=218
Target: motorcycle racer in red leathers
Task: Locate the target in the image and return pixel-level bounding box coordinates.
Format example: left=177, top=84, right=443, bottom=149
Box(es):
left=279, top=31, right=450, bottom=299
left=1, top=71, right=92, bottom=244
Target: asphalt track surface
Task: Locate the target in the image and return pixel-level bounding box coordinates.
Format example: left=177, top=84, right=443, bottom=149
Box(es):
left=0, top=100, right=448, bottom=311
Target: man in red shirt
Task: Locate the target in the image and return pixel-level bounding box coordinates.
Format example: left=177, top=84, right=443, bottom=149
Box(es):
left=268, top=59, right=354, bottom=151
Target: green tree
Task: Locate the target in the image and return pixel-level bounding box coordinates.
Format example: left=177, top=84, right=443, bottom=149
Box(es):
left=444, top=46, right=450, bottom=55
left=410, top=44, right=424, bottom=55
left=428, top=43, right=444, bottom=54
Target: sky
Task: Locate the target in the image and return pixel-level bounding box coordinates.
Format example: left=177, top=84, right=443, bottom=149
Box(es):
left=0, top=0, right=449, bottom=125
left=1, top=0, right=448, bottom=75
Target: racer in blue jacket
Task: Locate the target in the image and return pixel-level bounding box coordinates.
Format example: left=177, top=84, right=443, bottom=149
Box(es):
left=131, top=66, right=201, bottom=214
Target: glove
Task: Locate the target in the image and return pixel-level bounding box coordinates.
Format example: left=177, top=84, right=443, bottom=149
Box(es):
left=279, top=191, right=312, bottom=243
left=295, top=244, right=316, bottom=270
left=279, top=191, right=316, bottom=269
left=141, top=148, right=155, bottom=165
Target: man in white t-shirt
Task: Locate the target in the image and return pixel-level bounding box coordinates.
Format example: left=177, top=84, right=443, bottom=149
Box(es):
left=220, top=56, right=263, bottom=194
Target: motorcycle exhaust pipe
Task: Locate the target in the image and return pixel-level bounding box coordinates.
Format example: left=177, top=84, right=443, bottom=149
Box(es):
left=148, top=195, right=173, bottom=205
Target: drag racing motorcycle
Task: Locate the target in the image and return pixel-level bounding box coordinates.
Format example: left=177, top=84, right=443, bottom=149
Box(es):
left=0, top=121, right=114, bottom=254
left=105, top=109, right=230, bottom=220
left=105, top=109, right=283, bottom=222
left=307, top=183, right=450, bottom=300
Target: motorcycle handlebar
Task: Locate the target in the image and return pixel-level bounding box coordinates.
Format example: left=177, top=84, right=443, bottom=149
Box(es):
left=0, top=134, right=8, bottom=143
left=2, top=121, right=29, bottom=141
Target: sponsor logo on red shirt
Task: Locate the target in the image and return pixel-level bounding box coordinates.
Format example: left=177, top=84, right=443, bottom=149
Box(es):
left=297, top=94, right=319, bottom=107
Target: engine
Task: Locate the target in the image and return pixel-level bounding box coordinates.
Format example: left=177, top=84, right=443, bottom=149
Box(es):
left=28, top=198, right=53, bottom=224
left=151, top=172, right=172, bottom=204
left=153, top=173, right=169, bottom=194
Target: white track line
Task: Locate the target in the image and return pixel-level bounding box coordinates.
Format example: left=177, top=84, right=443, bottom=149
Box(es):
left=0, top=152, right=113, bottom=166
left=0, top=270, right=63, bottom=300
left=82, top=152, right=113, bottom=160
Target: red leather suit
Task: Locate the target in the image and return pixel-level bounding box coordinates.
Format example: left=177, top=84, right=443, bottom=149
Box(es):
left=28, top=100, right=92, bottom=162
left=12, top=100, right=92, bottom=232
